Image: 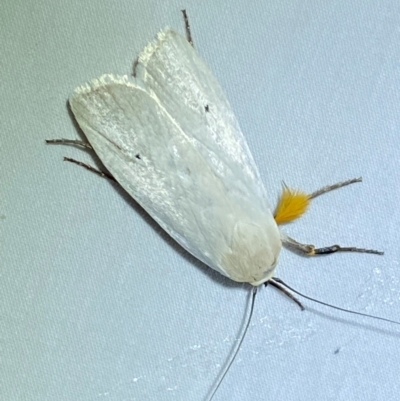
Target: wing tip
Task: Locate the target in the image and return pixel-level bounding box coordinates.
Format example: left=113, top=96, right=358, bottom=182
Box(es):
left=138, top=27, right=176, bottom=66
left=69, top=74, right=135, bottom=102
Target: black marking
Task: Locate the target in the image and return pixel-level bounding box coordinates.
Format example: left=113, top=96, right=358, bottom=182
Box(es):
left=205, top=104, right=210, bottom=112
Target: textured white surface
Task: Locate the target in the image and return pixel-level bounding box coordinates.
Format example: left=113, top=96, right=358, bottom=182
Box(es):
left=69, top=30, right=280, bottom=285
left=2, top=1, right=400, bottom=401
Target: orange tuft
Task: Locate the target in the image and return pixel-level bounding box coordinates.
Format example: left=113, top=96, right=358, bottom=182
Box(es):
left=274, top=186, right=310, bottom=225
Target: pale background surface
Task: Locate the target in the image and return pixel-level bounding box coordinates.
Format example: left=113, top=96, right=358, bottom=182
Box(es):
left=2, top=1, right=400, bottom=400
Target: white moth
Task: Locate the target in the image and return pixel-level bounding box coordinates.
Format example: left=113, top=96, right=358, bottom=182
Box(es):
left=48, top=12, right=396, bottom=400
left=69, top=28, right=282, bottom=286
left=66, top=26, right=379, bottom=287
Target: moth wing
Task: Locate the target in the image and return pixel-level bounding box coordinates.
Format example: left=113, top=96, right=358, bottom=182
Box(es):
left=69, top=31, right=281, bottom=283
left=136, top=29, right=270, bottom=209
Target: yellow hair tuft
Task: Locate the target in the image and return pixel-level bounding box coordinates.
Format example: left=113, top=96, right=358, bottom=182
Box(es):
left=274, top=186, right=310, bottom=225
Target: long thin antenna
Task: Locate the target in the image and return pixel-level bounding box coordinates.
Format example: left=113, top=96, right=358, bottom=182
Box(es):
left=272, top=277, right=400, bottom=326
left=207, top=287, right=257, bottom=401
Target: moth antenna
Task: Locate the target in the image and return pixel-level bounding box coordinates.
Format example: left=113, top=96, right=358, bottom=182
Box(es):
left=207, top=287, right=257, bottom=401
left=272, top=278, right=400, bottom=326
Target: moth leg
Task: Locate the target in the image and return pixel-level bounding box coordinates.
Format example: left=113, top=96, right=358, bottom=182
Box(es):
left=46, top=139, right=115, bottom=181
left=304, top=177, right=383, bottom=253
left=63, top=157, right=116, bottom=181
left=309, top=177, right=362, bottom=199
left=268, top=278, right=304, bottom=310
left=274, top=178, right=364, bottom=225
left=281, top=233, right=384, bottom=256
left=45, top=138, right=93, bottom=150
left=181, top=9, right=193, bottom=46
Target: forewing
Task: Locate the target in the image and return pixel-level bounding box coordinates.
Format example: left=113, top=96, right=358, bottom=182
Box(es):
left=136, top=29, right=270, bottom=209
left=69, top=31, right=277, bottom=280
left=70, top=75, right=246, bottom=275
